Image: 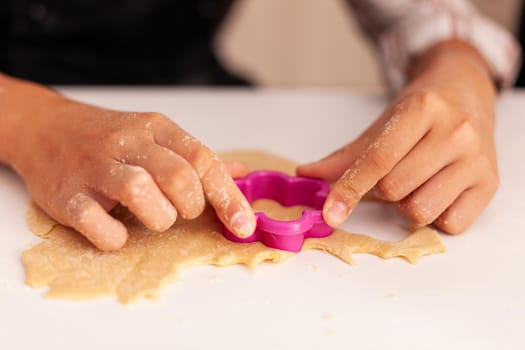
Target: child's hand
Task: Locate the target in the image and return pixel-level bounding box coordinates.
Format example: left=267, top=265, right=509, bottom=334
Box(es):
left=297, top=41, right=499, bottom=234
left=8, top=92, right=255, bottom=251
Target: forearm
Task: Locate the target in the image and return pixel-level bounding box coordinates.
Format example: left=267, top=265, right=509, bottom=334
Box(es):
left=0, top=73, right=63, bottom=166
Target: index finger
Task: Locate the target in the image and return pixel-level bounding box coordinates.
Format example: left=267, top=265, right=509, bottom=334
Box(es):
left=153, top=119, right=256, bottom=238
left=323, top=92, right=442, bottom=226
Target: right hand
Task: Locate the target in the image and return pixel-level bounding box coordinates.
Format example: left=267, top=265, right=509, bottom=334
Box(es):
left=6, top=84, right=255, bottom=251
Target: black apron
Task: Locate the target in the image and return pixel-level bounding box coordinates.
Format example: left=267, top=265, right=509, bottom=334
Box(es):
left=0, top=0, right=249, bottom=85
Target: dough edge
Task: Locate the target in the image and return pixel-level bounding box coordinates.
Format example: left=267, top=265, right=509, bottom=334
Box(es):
left=21, top=149, right=446, bottom=304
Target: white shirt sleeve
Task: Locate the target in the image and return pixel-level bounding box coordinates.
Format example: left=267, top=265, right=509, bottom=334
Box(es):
left=347, top=0, right=522, bottom=92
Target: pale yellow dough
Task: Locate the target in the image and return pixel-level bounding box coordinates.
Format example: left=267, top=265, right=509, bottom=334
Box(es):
left=22, top=150, right=445, bottom=304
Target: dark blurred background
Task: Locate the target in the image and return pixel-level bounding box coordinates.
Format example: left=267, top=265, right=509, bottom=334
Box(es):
left=1, top=0, right=524, bottom=90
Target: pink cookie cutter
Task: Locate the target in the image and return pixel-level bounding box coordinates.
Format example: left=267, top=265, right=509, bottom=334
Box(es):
left=223, top=170, right=334, bottom=252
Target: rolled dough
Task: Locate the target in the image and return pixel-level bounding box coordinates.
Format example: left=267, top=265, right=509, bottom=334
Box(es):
left=22, top=150, right=445, bottom=304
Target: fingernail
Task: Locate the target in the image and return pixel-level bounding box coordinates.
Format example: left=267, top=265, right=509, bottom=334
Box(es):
left=230, top=211, right=254, bottom=238
left=326, top=201, right=350, bottom=226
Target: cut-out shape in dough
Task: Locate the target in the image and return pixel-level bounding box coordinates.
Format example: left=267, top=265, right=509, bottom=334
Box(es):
left=22, top=150, right=445, bottom=304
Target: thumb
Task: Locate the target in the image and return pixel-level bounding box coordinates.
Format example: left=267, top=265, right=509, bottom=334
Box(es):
left=296, top=141, right=361, bottom=182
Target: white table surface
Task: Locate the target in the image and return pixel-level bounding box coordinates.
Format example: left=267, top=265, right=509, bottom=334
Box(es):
left=0, top=88, right=524, bottom=350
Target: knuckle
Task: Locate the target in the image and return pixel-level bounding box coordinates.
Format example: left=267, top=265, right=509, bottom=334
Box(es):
left=165, top=167, right=197, bottom=194
left=64, top=193, right=95, bottom=224
left=436, top=214, right=466, bottom=235
left=190, top=146, right=220, bottom=178
left=193, top=144, right=215, bottom=161
left=366, top=148, right=391, bottom=175
left=407, top=90, right=446, bottom=115
left=120, top=167, right=151, bottom=201
left=399, top=196, right=435, bottom=225
left=102, top=129, right=124, bottom=147
left=142, top=111, right=168, bottom=125
left=452, top=120, right=479, bottom=151
left=479, top=169, right=499, bottom=200
left=102, top=129, right=138, bottom=151
left=456, top=110, right=473, bottom=123
left=102, top=112, right=169, bottom=149
left=335, top=178, right=362, bottom=205
left=179, top=200, right=205, bottom=220
left=471, top=154, right=496, bottom=180
left=476, top=154, right=492, bottom=170
left=414, top=90, right=445, bottom=108
left=376, top=177, right=404, bottom=201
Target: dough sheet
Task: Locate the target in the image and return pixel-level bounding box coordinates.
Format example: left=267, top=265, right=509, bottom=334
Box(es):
left=22, top=150, right=445, bottom=303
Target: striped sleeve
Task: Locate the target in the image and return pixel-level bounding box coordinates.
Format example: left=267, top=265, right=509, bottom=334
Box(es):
left=347, top=0, right=522, bottom=92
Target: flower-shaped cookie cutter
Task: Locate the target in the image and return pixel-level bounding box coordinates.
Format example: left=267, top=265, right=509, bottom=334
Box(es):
left=223, top=170, right=334, bottom=252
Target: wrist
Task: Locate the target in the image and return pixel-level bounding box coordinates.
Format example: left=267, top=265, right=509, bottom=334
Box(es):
left=404, top=40, right=496, bottom=125
left=409, top=40, right=493, bottom=84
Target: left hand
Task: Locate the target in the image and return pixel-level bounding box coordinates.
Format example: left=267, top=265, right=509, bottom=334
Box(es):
left=297, top=41, right=499, bottom=234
